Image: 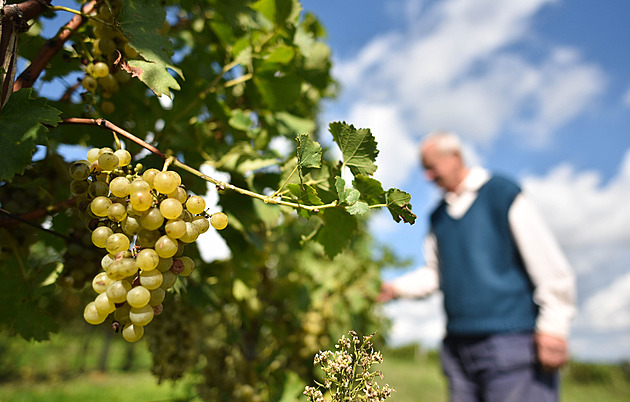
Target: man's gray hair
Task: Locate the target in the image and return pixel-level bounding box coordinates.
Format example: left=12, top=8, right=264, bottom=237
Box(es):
left=420, top=130, right=463, bottom=154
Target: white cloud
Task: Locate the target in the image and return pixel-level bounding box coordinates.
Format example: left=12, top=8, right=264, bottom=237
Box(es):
left=623, top=87, right=630, bottom=107
left=334, top=0, right=605, bottom=147
left=579, top=273, right=630, bottom=331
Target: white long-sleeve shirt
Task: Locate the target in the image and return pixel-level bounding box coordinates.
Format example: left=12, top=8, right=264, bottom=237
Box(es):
left=391, top=167, right=576, bottom=339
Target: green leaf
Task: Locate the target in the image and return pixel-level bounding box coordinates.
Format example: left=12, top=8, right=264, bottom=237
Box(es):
left=335, top=176, right=360, bottom=206
left=296, top=133, right=321, bottom=169
left=119, top=0, right=182, bottom=97
left=251, top=0, right=301, bottom=27
left=275, top=111, right=316, bottom=135
left=315, top=207, right=357, bottom=258
left=346, top=201, right=369, bottom=216
left=0, top=89, right=62, bottom=182
left=385, top=188, right=417, bottom=224
left=287, top=183, right=323, bottom=205
left=329, top=122, right=379, bottom=177
left=353, top=175, right=386, bottom=205
left=229, top=109, right=253, bottom=131
left=253, top=70, right=301, bottom=110
left=265, top=45, right=296, bottom=64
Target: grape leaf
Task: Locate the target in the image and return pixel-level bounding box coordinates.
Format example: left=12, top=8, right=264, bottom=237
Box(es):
left=287, top=183, right=323, bottom=205
left=0, top=89, right=61, bottom=182
left=119, top=0, right=182, bottom=97
left=253, top=70, right=301, bottom=110
left=385, top=188, right=417, bottom=224
left=315, top=207, right=357, bottom=258
left=346, top=201, right=369, bottom=216
left=353, top=174, right=386, bottom=205
left=329, top=122, right=378, bottom=177
left=335, top=177, right=360, bottom=206
left=296, top=133, right=321, bottom=167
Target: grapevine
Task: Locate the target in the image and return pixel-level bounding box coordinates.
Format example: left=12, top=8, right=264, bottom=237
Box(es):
left=70, top=144, right=228, bottom=342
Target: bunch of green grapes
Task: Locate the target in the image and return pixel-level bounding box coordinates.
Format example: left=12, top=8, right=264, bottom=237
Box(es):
left=80, top=0, right=136, bottom=114
left=69, top=146, right=229, bottom=342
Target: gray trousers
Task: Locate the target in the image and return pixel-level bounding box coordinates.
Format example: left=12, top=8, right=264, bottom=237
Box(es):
left=440, top=332, right=559, bottom=402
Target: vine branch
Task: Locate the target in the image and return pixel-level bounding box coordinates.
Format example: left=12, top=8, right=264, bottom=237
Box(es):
left=12, top=0, right=96, bottom=92
left=59, top=117, right=338, bottom=212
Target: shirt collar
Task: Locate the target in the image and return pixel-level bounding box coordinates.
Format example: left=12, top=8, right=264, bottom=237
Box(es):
left=444, top=166, right=490, bottom=205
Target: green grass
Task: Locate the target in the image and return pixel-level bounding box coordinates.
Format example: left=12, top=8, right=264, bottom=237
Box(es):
left=1, top=331, right=629, bottom=402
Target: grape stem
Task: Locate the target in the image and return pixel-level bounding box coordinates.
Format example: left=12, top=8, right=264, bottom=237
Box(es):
left=60, top=118, right=339, bottom=212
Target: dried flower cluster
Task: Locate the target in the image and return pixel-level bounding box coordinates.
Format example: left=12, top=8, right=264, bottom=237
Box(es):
left=304, top=331, right=395, bottom=401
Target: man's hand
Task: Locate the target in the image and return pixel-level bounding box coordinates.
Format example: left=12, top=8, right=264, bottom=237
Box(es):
left=377, top=283, right=398, bottom=303
left=535, top=332, right=568, bottom=371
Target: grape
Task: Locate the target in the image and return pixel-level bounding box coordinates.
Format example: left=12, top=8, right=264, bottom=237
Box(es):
left=87, top=147, right=101, bottom=163
left=192, top=215, right=210, bottom=234
left=178, top=256, right=195, bottom=277
left=121, top=216, right=141, bottom=236
left=98, top=147, right=114, bottom=156
left=107, top=202, right=127, bottom=222
left=101, top=253, right=115, bottom=270
left=114, top=149, right=131, bottom=167
left=130, top=179, right=151, bottom=193
left=82, top=75, right=98, bottom=92
left=92, top=226, right=113, bottom=248
left=139, top=269, right=163, bottom=290
left=98, top=151, right=119, bottom=171
left=160, top=270, right=178, bottom=289
left=179, top=222, right=199, bottom=243
left=93, top=272, right=113, bottom=293
left=99, top=73, right=120, bottom=93
left=141, top=168, right=160, bottom=188
left=69, top=160, right=91, bottom=180
left=106, top=257, right=138, bottom=280
left=167, top=187, right=187, bottom=203
left=165, top=219, right=186, bottom=239
left=130, top=304, right=154, bottom=326
left=160, top=198, right=183, bottom=220
left=70, top=179, right=90, bottom=195
left=114, top=69, right=131, bottom=84
left=88, top=181, right=109, bottom=198
left=210, top=212, right=228, bottom=230
left=155, top=257, right=173, bottom=272
left=154, top=171, right=179, bottom=194
left=149, top=287, right=166, bottom=306
left=186, top=195, right=206, bottom=214
left=137, top=248, right=160, bottom=271
left=140, top=207, right=164, bottom=231
left=170, top=258, right=184, bottom=274
left=97, top=37, right=117, bottom=55
left=136, top=228, right=160, bottom=248
left=93, top=61, right=110, bottom=78
left=114, top=302, right=131, bottom=324
left=127, top=286, right=151, bottom=308
left=124, top=43, right=139, bottom=58
left=130, top=190, right=153, bottom=211
left=109, top=176, right=130, bottom=197
left=84, top=301, right=107, bottom=325
left=106, top=280, right=131, bottom=303
left=95, top=292, right=116, bottom=315
left=106, top=233, right=130, bottom=254
left=122, top=323, right=144, bottom=342
left=155, top=235, right=178, bottom=258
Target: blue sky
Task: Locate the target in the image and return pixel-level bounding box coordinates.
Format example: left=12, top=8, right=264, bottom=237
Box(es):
left=302, top=0, right=630, bottom=362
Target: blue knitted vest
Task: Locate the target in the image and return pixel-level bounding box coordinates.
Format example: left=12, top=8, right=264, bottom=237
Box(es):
left=430, top=175, right=538, bottom=336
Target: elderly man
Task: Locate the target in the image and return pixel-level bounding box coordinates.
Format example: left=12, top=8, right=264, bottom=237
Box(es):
left=380, top=131, right=576, bottom=402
